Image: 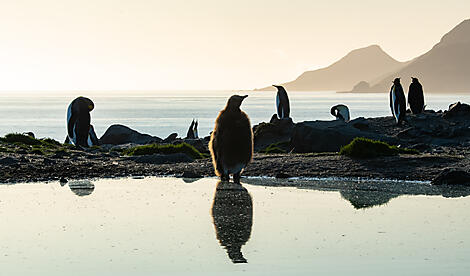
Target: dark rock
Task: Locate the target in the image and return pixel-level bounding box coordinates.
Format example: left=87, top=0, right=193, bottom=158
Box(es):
left=59, top=177, right=68, bottom=185
left=129, top=153, right=194, bottom=165
left=180, top=171, right=202, bottom=178
left=163, top=133, right=178, bottom=143
left=253, top=117, right=294, bottom=151
left=351, top=117, right=369, bottom=130
left=99, top=124, right=162, bottom=145
left=290, top=120, right=389, bottom=153
left=0, top=157, right=18, bottom=166
left=178, top=139, right=209, bottom=153
left=431, top=168, right=470, bottom=186
left=444, top=102, right=470, bottom=118
left=275, top=172, right=291, bottom=179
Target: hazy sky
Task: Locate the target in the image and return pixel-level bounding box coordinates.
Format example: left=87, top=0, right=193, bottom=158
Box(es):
left=0, top=0, right=468, bottom=91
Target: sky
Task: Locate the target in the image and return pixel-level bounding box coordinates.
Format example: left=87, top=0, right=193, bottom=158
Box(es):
left=0, top=0, right=468, bottom=91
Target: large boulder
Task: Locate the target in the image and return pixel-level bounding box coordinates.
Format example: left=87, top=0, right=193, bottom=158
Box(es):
left=253, top=116, right=294, bottom=151
left=444, top=102, right=470, bottom=118
left=290, top=120, right=389, bottom=153
left=431, top=168, right=470, bottom=186
left=99, top=124, right=162, bottom=145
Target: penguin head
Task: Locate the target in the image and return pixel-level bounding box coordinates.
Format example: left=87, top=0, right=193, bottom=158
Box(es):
left=78, top=97, right=95, bottom=112
left=226, top=95, right=248, bottom=110
left=272, top=85, right=286, bottom=92
left=393, top=78, right=401, bottom=85
left=330, top=105, right=338, bottom=116
left=411, top=77, right=419, bottom=83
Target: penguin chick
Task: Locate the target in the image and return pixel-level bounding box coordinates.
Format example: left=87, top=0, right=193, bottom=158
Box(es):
left=209, top=95, right=253, bottom=183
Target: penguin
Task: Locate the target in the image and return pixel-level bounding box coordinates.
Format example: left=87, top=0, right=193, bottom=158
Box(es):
left=66, top=96, right=98, bottom=147
left=273, top=85, right=290, bottom=119
left=209, top=95, right=253, bottom=184
left=389, top=78, right=407, bottom=125
left=330, top=104, right=350, bottom=122
left=408, top=77, right=425, bottom=114
left=193, top=119, right=199, bottom=138
left=186, top=119, right=196, bottom=139
left=211, top=181, right=253, bottom=263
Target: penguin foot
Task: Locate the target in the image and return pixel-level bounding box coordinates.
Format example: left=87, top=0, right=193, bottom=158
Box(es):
left=221, top=174, right=230, bottom=182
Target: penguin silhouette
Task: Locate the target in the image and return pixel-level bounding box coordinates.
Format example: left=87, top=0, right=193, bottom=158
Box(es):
left=209, top=95, right=253, bottom=183
left=186, top=119, right=196, bottom=139
left=194, top=119, right=199, bottom=139
left=211, top=181, right=253, bottom=263
left=330, top=104, right=350, bottom=122
left=389, top=78, right=406, bottom=125
left=66, top=97, right=98, bottom=147
left=273, top=85, right=290, bottom=119
left=408, top=77, right=425, bottom=114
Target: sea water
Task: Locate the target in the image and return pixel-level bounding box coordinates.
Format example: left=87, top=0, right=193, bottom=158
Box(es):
left=0, top=91, right=469, bottom=141
left=0, top=177, right=469, bottom=275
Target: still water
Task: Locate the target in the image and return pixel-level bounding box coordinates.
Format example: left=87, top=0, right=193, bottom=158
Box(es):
left=0, top=177, right=469, bottom=275
left=0, top=91, right=469, bottom=141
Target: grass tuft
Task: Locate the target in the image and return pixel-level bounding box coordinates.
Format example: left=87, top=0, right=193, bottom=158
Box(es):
left=123, top=143, right=205, bottom=159
left=260, top=141, right=289, bottom=154
left=3, top=133, right=42, bottom=145
left=339, top=137, right=419, bottom=158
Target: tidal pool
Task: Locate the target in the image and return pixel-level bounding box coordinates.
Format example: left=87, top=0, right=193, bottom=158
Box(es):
left=0, top=177, right=470, bottom=275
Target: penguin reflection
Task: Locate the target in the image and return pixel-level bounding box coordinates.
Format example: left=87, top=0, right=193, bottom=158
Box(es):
left=211, top=181, right=253, bottom=263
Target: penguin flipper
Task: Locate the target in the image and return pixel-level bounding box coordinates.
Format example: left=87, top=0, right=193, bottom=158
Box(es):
left=67, top=113, right=78, bottom=138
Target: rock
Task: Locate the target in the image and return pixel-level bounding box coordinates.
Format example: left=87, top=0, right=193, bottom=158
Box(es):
left=163, top=133, right=178, bottom=143
left=0, top=157, right=18, bottom=166
left=444, top=102, right=470, bottom=118
left=99, top=124, right=162, bottom=145
left=290, top=120, right=388, bottom=153
left=275, top=172, right=291, bottom=179
left=178, top=139, right=209, bottom=153
left=253, top=117, right=294, bottom=151
left=129, top=153, right=194, bottom=165
left=351, top=117, right=369, bottom=130
left=180, top=171, right=202, bottom=178
left=59, top=177, right=68, bottom=185
left=431, top=168, right=470, bottom=186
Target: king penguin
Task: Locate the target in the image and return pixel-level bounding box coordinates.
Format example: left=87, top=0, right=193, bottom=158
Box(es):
left=209, top=95, right=253, bottom=184
left=389, top=78, right=406, bottom=125
left=408, top=77, right=425, bottom=114
left=273, top=85, right=290, bottom=119
left=66, top=96, right=99, bottom=147
left=330, top=104, right=350, bottom=122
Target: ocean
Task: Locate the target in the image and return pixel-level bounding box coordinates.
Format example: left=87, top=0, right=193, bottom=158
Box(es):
left=0, top=90, right=469, bottom=141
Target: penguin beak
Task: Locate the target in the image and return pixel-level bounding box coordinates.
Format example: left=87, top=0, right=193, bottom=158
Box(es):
left=242, top=95, right=248, bottom=99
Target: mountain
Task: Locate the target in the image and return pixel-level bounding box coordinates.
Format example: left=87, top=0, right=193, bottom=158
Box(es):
left=351, top=19, right=470, bottom=93
left=256, top=45, right=408, bottom=91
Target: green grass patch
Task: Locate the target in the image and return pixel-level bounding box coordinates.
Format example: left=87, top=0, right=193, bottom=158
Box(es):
left=0, top=133, right=71, bottom=155
left=260, top=141, right=289, bottom=154
left=2, top=133, right=42, bottom=145
left=123, top=143, right=205, bottom=159
left=339, top=137, right=419, bottom=158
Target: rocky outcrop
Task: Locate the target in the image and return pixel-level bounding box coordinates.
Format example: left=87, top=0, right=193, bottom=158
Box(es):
left=432, top=168, right=470, bottom=186
left=99, top=124, right=162, bottom=145
left=290, top=119, right=391, bottom=153
left=253, top=102, right=470, bottom=154
left=253, top=116, right=294, bottom=151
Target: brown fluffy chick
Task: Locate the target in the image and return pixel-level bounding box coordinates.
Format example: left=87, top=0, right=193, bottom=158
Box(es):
left=209, top=95, right=253, bottom=183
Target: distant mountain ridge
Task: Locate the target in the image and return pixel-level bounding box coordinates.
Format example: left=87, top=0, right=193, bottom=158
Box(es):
left=257, top=45, right=408, bottom=91
left=257, top=19, right=470, bottom=94
left=352, top=19, right=470, bottom=93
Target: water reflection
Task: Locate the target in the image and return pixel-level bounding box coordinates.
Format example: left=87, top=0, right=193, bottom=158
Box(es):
left=67, top=180, right=95, bottom=197
left=242, top=178, right=470, bottom=209
left=340, top=190, right=399, bottom=209
left=211, top=181, right=253, bottom=264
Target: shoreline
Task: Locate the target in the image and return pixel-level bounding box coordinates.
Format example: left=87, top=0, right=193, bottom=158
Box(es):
left=0, top=150, right=465, bottom=184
